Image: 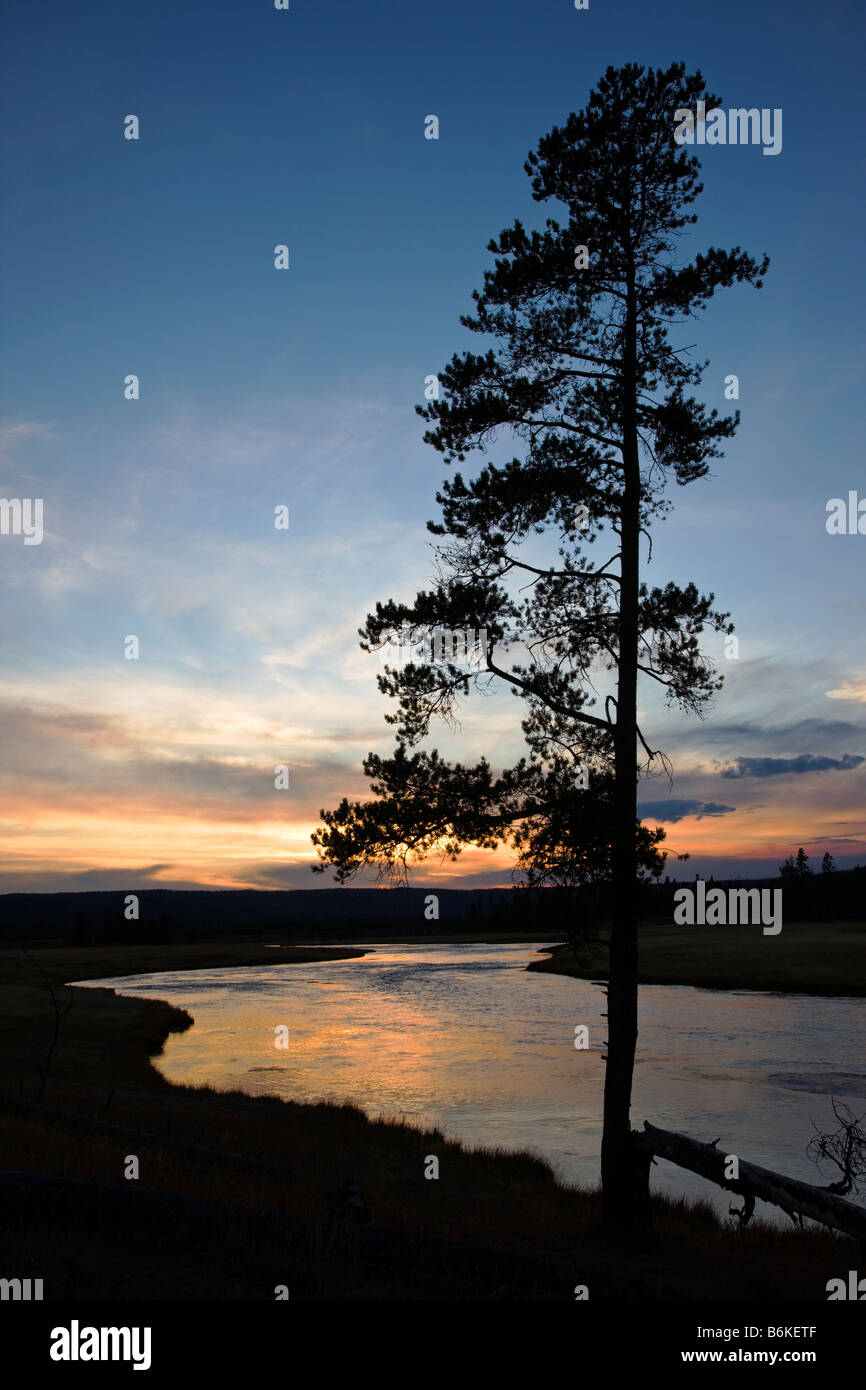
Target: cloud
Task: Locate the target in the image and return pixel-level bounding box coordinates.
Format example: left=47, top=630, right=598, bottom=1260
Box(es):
left=655, top=716, right=866, bottom=749
left=827, top=680, right=866, bottom=703
left=720, top=753, right=864, bottom=779
left=239, top=857, right=517, bottom=891
left=0, top=419, right=53, bottom=472
left=800, top=836, right=866, bottom=846
left=63, top=863, right=171, bottom=885
left=637, top=799, right=736, bottom=823
left=237, top=860, right=378, bottom=890
left=0, top=865, right=207, bottom=893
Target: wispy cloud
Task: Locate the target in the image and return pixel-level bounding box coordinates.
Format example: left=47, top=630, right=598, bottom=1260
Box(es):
left=638, top=799, right=736, bottom=823
left=719, top=753, right=864, bottom=778
left=827, top=680, right=866, bottom=704
left=0, top=419, right=54, bottom=473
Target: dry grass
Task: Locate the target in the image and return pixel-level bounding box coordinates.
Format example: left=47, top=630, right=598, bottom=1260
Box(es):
left=530, top=920, right=866, bottom=995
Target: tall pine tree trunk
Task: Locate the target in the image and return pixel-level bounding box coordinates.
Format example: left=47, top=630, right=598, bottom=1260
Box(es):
left=601, top=259, right=652, bottom=1232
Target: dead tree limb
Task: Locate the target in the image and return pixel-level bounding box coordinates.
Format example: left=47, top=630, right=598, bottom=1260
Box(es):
left=807, top=1099, right=866, bottom=1196
left=633, top=1121, right=866, bottom=1240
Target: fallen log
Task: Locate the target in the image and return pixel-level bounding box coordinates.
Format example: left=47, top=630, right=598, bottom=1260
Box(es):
left=633, top=1121, right=866, bottom=1241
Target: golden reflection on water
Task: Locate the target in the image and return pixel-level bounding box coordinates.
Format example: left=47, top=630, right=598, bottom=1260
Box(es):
left=85, top=941, right=866, bottom=1219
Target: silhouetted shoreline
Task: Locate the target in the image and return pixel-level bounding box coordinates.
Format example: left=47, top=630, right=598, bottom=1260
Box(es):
left=530, top=919, right=866, bottom=996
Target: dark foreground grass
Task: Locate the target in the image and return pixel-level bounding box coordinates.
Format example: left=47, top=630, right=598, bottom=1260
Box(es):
left=529, top=920, right=866, bottom=995
left=0, top=942, right=859, bottom=1299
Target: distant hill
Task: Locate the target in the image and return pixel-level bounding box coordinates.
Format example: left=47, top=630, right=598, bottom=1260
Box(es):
left=1, top=870, right=862, bottom=947
left=0, top=885, right=528, bottom=946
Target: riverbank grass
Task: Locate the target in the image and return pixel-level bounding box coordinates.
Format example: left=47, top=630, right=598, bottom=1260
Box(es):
left=529, top=920, right=866, bottom=995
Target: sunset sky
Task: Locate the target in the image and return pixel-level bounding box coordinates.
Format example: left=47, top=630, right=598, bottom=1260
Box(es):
left=1, top=0, right=864, bottom=892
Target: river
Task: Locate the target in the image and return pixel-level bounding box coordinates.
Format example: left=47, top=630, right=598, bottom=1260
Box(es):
left=81, top=941, right=866, bottom=1222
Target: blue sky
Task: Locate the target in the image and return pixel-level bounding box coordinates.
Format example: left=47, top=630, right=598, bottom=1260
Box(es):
left=1, top=0, right=864, bottom=890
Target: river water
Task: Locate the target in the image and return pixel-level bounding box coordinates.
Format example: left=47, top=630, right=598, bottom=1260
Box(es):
left=82, top=941, right=866, bottom=1223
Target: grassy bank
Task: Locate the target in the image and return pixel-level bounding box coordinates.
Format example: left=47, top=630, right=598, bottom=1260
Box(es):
left=0, top=940, right=857, bottom=1299
left=528, top=920, right=866, bottom=995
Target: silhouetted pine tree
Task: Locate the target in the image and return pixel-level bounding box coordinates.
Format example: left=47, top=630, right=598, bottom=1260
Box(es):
left=314, top=63, right=768, bottom=1232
